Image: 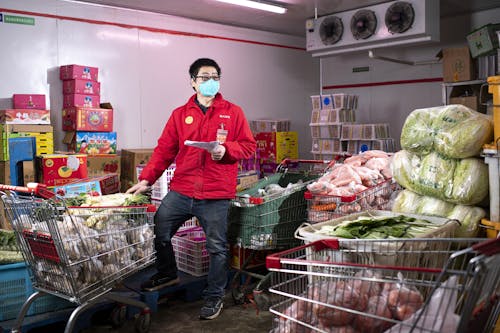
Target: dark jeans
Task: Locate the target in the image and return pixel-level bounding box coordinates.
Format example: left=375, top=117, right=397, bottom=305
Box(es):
left=154, top=190, right=230, bottom=300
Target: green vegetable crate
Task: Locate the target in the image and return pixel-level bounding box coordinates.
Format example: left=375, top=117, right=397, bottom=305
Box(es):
left=228, top=172, right=319, bottom=250
left=0, top=262, right=74, bottom=322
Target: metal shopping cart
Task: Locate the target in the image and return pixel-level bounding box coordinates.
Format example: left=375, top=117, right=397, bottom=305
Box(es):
left=0, top=183, right=156, bottom=333
left=227, top=159, right=342, bottom=310
left=266, top=237, right=500, bottom=333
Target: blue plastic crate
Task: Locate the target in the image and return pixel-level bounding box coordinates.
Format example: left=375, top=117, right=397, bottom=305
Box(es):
left=0, top=262, right=74, bottom=322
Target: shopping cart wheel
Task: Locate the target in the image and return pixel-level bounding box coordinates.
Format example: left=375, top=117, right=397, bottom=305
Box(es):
left=110, top=304, right=127, bottom=328
left=253, top=289, right=271, bottom=311
left=135, top=312, right=151, bottom=333
left=231, top=286, right=246, bottom=305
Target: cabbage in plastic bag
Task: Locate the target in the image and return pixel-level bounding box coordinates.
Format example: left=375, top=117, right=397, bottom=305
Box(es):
left=446, top=205, right=486, bottom=237
left=391, top=150, right=419, bottom=189
left=414, top=152, right=456, bottom=199
left=400, top=107, right=438, bottom=155
left=450, top=158, right=489, bottom=205
left=392, top=190, right=422, bottom=214
left=416, top=195, right=454, bottom=217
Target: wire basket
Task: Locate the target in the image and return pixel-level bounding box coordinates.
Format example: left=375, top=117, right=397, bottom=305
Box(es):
left=228, top=172, right=319, bottom=250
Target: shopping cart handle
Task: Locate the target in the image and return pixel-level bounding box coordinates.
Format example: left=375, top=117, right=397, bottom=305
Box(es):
left=472, top=237, right=500, bottom=256
left=266, top=239, right=340, bottom=270
left=0, top=183, right=55, bottom=199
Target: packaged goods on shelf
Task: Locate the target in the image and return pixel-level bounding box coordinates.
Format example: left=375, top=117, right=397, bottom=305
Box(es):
left=311, top=152, right=340, bottom=161
left=331, top=93, right=358, bottom=109
left=310, top=108, right=355, bottom=123
left=341, top=123, right=390, bottom=140
left=310, top=95, right=334, bottom=110
left=310, top=123, right=342, bottom=138
left=250, top=119, right=290, bottom=133
left=12, top=94, right=46, bottom=110
left=311, top=138, right=344, bottom=154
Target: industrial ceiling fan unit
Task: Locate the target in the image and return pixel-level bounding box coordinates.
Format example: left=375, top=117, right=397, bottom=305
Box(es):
left=305, top=0, right=439, bottom=57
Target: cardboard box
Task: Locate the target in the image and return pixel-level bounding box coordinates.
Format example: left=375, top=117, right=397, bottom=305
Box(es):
left=51, top=173, right=119, bottom=197
left=0, top=124, right=54, bottom=161
left=36, top=154, right=88, bottom=186
left=62, top=79, right=101, bottom=95
left=120, top=149, right=154, bottom=183
left=12, top=94, right=46, bottom=110
left=440, top=47, right=475, bottom=83
left=255, top=131, right=298, bottom=163
left=86, top=154, right=120, bottom=177
left=62, top=107, right=113, bottom=132
left=449, top=84, right=485, bottom=113
left=60, top=64, right=99, bottom=81
left=250, top=119, right=290, bottom=133
left=236, top=170, right=260, bottom=192
left=0, top=109, right=50, bottom=125
left=22, top=160, right=35, bottom=185
left=63, top=94, right=101, bottom=108
left=63, top=131, right=117, bottom=155
left=0, top=161, right=35, bottom=185
left=466, top=23, right=500, bottom=58
left=0, top=161, right=10, bottom=184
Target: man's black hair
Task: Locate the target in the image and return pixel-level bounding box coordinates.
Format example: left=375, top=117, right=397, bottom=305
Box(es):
left=189, top=58, right=221, bottom=78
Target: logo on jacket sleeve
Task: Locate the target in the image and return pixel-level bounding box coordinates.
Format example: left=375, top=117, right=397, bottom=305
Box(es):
left=185, top=116, right=194, bottom=124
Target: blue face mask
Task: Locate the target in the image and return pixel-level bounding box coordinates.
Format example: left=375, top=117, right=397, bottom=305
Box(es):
left=199, top=79, right=220, bottom=97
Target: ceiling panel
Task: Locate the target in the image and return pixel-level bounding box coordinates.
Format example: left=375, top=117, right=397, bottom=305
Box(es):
left=70, top=0, right=500, bottom=37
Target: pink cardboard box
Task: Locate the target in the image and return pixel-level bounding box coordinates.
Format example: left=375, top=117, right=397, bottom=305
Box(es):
left=63, top=80, right=101, bottom=95
left=60, top=64, right=99, bottom=81
left=0, top=109, right=50, bottom=124
left=63, top=94, right=101, bottom=108
left=12, top=94, right=46, bottom=109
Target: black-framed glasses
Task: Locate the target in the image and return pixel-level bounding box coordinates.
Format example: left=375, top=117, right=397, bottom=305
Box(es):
left=194, top=75, right=220, bottom=82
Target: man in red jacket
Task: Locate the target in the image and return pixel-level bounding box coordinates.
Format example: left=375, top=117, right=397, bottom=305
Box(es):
left=127, top=58, right=256, bottom=320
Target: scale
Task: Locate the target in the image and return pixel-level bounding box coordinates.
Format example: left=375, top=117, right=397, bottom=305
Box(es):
left=481, top=75, right=500, bottom=238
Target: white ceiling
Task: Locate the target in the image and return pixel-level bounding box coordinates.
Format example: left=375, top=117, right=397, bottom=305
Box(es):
left=70, top=0, right=500, bottom=37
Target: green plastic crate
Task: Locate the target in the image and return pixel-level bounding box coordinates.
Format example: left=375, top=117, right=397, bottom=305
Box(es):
left=228, top=173, right=318, bottom=250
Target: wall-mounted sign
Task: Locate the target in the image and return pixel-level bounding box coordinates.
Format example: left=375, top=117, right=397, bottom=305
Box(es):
left=3, top=14, right=35, bottom=25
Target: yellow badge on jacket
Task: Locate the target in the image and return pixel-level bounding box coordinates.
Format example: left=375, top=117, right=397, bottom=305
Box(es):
left=185, top=116, right=193, bottom=124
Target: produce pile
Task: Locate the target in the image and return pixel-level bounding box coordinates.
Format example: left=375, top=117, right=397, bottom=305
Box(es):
left=306, top=150, right=395, bottom=221
left=391, top=104, right=492, bottom=235
left=0, top=229, right=23, bottom=264
left=315, top=214, right=443, bottom=239
left=277, top=271, right=424, bottom=333
left=18, top=193, right=154, bottom=292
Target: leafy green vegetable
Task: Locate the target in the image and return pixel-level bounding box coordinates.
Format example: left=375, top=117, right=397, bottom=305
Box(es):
left=451, top=158, right=489, bottom=205
left=414, top=152, right=456, bottom=199
left=400, top=107, right=438, bottom=155
left=447, top=205, right=486, bottom=237
left=416, top=195, right=454, bottom=217
left=392, top=190, right=421, bottom=214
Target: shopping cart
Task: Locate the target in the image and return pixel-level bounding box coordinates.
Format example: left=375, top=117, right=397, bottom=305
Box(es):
left=266, top=237, right=500, bottom=333
left=0, top=183, right=156, bottom=333
left=227, top=159, right=340, bottom=310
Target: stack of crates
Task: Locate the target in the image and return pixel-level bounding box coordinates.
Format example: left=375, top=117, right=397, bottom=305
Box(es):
left=340, top=123, right=395, bottom=154
left=0, top=94, right=54, bottom=185
left=309, top=94, right=357, bottom=160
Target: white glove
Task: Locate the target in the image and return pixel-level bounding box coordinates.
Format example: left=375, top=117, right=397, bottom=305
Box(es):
left=211, top=145, right=226, bottom=160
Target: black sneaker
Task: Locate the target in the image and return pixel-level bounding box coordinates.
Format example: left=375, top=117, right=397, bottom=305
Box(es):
left=199, top=298, right=223, bottom=320
left=141, top=273, right=180, bottom=291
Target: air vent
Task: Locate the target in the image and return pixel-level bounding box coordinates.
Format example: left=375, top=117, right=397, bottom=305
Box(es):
left=385, top=1, right=415, bottom=34
left=350, top=9, right=377, bottom=40
left=320, top=16, right=344, bottom=45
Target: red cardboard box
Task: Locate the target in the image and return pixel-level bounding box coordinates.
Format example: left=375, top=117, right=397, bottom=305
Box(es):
left=62, top=107, right=113, bottom=132
left=0, top=109, right=50, bottom=124
left=60, top=64, right=99, bottom=81
left=12, top=94, right=46, bottom=109
left=36, top=154, right=88, bottom=186
left=51, top=173, right=120, bottom=197
left=63, top=80, right=101, bottom=95
left=63, top=94, right=101, bottom=108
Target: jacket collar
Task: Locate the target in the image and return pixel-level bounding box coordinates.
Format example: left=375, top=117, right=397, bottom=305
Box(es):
left=187, top=93, right=224, bottom=111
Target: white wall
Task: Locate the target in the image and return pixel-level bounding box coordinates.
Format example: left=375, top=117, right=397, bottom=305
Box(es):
left=319, top=7, right=500, bottom=151
left=0, top=0, right=318, bottom=157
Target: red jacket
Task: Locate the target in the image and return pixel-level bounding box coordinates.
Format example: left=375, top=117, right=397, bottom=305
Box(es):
left=139, top=93, right=256, bottom=199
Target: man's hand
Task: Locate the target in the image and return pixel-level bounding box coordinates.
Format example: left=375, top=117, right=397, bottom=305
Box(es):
left=211, top=145, right=226, bottom=160
left=126, top=180, right=151, bottom=195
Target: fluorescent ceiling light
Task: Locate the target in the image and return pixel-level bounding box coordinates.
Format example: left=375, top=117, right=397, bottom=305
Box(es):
left=215, top=0, right=287, bottom=14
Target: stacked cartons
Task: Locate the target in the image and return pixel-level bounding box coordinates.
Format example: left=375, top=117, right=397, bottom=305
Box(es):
left=309, top=94, right=356, bottom=160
